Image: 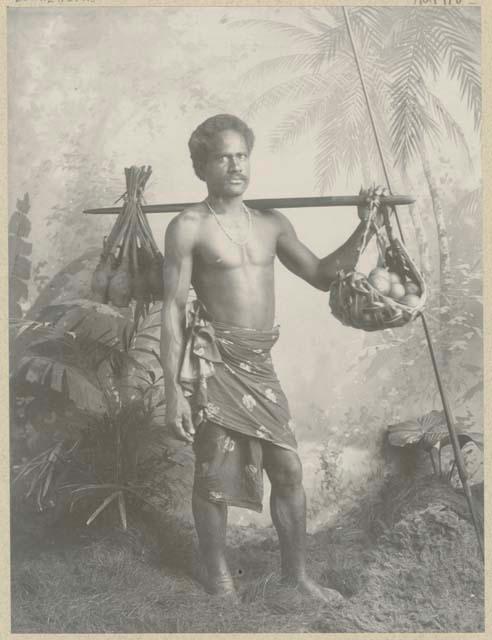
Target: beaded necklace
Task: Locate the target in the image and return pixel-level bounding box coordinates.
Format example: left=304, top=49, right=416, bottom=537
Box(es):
left=205, top=200, right=252, bottom=248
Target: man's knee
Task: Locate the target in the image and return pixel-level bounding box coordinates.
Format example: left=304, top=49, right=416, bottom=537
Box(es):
left=265, top=450, right=303, bottom=492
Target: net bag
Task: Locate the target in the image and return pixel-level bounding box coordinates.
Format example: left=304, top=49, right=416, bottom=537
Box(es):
left=329, top=189, right=427, bottom=332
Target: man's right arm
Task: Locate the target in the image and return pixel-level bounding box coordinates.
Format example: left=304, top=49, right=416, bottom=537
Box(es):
left=160, top=211, right=198, bottom=442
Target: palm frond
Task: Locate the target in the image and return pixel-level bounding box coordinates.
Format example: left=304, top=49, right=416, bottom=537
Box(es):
left=426, top=91, right=472, bottom=165
left=246, top=75, right=329, bottom=119
left=390, top=90, right=441, bottom=169
left=267, top=57, right=356, bottom=153
left=241, top=53, right=328, bottom=87
left=441, top=6, right=481, bottom=39
left=365, top=83, right=396, bottom=179
left=431, top=18, right=481, bottom=129
left=230, top=18, right=321, bottom=47
left=314, top=63, right=390, bottom=191
left=240, top=10, right=352, bottom=88
left=315, top=122, right=345, bottom=193
left=301, top=7, right=339, bottom=35
left=86, top=490, right=120, bottom=526
left=117, top=491, right=127, bottom=530
left=389, top=9, right=442, bottom=79
left=382, top=10, right=447, bottom=169
left=269, top=94, right=335, bottom=152
left=349, top=6, right=394, bottom=50
left=313, top=25, right=348, bottom=66
left=340, top=79, right=367, bottom=133
left=457, top=186, right=482, bottom=220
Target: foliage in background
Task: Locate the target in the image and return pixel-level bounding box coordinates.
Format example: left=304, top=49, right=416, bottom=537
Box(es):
left=6, top=12, right=485, bottom=634
left=237, top=6, right=481, bottom=359
left=9, top=193, right=32, bottom=321
left=8, top=8, right=483, bottom=539
left=236, top=6, right=482, bottom=439
left=11, top=300, right=192, bottom=528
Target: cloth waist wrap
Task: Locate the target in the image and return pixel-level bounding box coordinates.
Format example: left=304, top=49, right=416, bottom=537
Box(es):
left=179, top=300, right=297, bottom=452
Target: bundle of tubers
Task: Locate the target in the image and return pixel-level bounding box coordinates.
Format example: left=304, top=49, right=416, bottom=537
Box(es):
left=91, top=166, right=164, bottom=314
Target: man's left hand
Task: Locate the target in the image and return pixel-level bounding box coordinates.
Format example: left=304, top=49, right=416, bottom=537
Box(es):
left=357, top=185, right=388, bottom=228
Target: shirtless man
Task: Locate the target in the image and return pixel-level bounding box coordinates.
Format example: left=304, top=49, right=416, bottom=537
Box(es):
left=160, top=114, right=379, bottom=602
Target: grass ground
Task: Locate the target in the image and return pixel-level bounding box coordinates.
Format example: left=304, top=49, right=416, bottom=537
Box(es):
left=11, top=475, right=484, bottom=633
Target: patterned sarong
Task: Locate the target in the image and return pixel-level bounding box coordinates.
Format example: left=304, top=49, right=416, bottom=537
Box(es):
left=179, top=300, right=297, bottom=511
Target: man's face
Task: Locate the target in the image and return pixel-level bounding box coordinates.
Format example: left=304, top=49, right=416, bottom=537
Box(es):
left=201, top=129, right=250, bottom=198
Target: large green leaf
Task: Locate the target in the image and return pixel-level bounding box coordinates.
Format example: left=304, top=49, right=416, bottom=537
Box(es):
left=17, top=357, right=106, bottom=418
left=26, top=247, right=102, bottom=319
left=118, top=302, right=165, bottom=419
left=430, top=14, right=481, bottom=129
left=15, top=350, right=107, bottom=416
left=15, top=299, right=129, bottom=358
left=387, top=409, right=478, bottom=451
left=13, top=299, right=133, bottom=419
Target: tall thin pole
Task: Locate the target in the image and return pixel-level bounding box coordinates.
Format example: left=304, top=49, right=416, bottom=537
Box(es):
left=342, top=7, right=484, bottom=559
left=342, top=7, right=405, bottom=244
left=83, top=194, right=414, bottom=216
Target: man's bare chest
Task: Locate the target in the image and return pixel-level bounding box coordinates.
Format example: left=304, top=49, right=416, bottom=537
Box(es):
left=194, top=216, right=278, bottom=269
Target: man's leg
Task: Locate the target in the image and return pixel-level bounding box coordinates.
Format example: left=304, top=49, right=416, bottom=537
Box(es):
left=263, top=444, right=343, bottom=603
left=192, top=421, right=237, bottom=596
left=192, top=489, right=236, bottom=596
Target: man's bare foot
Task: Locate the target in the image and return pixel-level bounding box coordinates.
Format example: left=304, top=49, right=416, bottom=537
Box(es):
left=282, top=576, right=344, bottom=605
left=206, top=572, right=240, bottom=604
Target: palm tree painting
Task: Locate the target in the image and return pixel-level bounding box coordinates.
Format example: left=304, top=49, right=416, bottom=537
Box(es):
left=235, top=6, right=481, bottom=354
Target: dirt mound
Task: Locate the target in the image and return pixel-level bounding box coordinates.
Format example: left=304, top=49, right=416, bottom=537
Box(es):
left=308, top=475, right=483, bottom=632
left=11, top=474, right=484, bottom=633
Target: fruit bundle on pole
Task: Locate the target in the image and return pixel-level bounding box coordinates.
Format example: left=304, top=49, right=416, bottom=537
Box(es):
left=91, top=166, right=163, bottom=315
left=329, top=187, right=427, bottom=331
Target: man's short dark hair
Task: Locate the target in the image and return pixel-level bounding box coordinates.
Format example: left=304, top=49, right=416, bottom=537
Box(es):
left=188, top=114, right=255, bottom=180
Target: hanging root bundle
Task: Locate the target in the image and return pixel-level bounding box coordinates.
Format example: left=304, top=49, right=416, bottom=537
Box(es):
left=329, top=191, right=427, bottom=332
left=91, top=166, right=164, bottom=314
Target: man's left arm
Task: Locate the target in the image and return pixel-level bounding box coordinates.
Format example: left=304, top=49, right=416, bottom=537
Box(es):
left=275, top=210, right=374, bottom=292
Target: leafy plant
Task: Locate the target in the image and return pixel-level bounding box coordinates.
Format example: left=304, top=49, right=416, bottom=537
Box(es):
left=387, top=409, right=483, bottom=481
left=10, top=299, right=185, bottom=529
left=12, top=441, right=78, bottom=513
left=64, top=401, right=159, bottom=529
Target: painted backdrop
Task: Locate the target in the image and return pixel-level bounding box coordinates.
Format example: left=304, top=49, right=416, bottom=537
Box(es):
left=8, top=6, right=482, bottom=525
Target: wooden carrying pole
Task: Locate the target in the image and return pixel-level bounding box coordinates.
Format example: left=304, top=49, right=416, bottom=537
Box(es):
left=84, top=194, right=414, bottom=216
left=342, top=7, right=484, bottom=559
